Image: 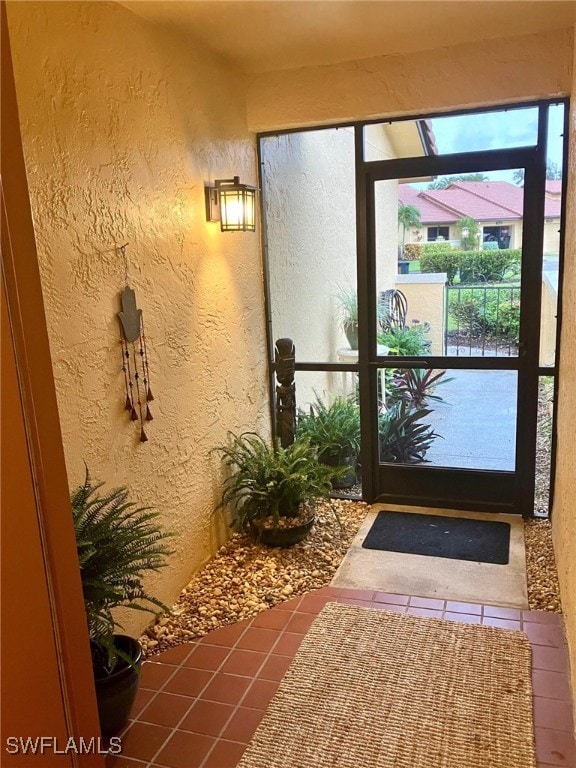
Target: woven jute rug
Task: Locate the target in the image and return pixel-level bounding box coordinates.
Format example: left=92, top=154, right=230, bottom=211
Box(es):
left=238, top=602, right=536, bottom=768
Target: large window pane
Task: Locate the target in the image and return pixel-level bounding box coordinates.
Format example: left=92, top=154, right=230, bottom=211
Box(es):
left=261, top=127, right=357, bottom=363
left=377, top=367, right=517, bottom=471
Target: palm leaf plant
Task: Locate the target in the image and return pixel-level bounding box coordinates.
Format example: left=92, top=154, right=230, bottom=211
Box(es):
left=388, top=368, right=452, bottom=409
left=378, top=402, right=441, bottom=464
left=71, top=469, right=173, bottom=673
left=217, top=432, right=338, bottom=540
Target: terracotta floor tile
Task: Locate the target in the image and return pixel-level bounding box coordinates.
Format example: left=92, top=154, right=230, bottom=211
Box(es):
left=533, top=697, right=575, bottom=732
left=373, top=592, right=409, bottom=606
left=200, top=623, right=247, bottom=648
left=202, top=673, right=252, bottom=705
left=272, top=632, right=304, bottom=656
left=445, top=600, right=482, bottom=615
left=524, top=611, right=563, bottom=625
left=202, top=740, right=247, bottom=768
left=483, top=605, right=522, bottom=621
left=251, top=609, right=292, bottom=630
left=163, top=667, right=213, bottom=697
left=180, top=699, right=235, bottom=737
left=343, top=588, right=376, bottom=601
left=371, top=602, right=407, bottom=614
left=524, top=622, right=566, bottom=648
left=138, top=692, right=194, bottom=728
left=314, top=586, right=343, bottom=597
left=274, top=596, right=303, bottom=611
left=155, top=643, right=196, bottom=666
left=131, top=687, right=155, bottom=718
left=237, top=627, right=280, bottom=652
left=117, top=722, right=172, bottom=763
left=532, top=670, right=572, bottom=701
left=258, top=654, right=292, bottom=681
left=155, top=730, right=214, bottom=768
left=407, top=607, right=443, bottom=619
left=481, top=616, right=522, bottom=631
left=105, top=756, right=147, bottom=767
left=220, top=649, right=267, bottom=677
left=532, top=645, right=570, bottom=673
left=443, top=611, right=482, bottom=624
left=222, top=707, right=265, bottom=743
left=140, top=662, right=177, bottom=691
left=297, top=594, right=333, bottom=614
left=336, top=597, right=373, bottom=608
left=284, top=611, right=317, bottom=634
left=409, top=596, right=445, bottom=610
left=183, top=644, right=230, bottom=671
left=241, top=679, right=279, bottom=710
left=535, top=727, right=576, bottom=766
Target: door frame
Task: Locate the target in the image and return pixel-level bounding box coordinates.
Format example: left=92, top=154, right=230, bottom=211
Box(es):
left=259, top=98, right=567, bottom=518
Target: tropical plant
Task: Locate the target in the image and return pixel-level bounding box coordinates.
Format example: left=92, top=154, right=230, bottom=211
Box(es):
left=378, top=322, right=431, bottom=356
left=217, top=433, right=336, bottom=535
left=404, top=243, right=423, bottom=261
left=458, top=248, right=521, bottom=283
left=455, top=216, right=480, bottom=251
left=334, top=284, right=358, bottom=348
left=387, top=368, right=452, bottom=409
left=378, top=402, right=440, bottom=464
left=71, top=470, right=173, bottom=670
left=448, top=287, right=520, bottom=340
left=297, top=393, right=360, bottom=460
left=398, top=203, right=421, bottom=256
left=427, top=173, right=488, bottom=190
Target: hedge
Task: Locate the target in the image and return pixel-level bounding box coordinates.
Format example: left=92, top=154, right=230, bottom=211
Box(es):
left=421, top=247, right=522, bottom=285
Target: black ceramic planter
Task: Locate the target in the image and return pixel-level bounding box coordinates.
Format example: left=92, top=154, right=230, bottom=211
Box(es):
left=93, top=634, right=142, bottom=738
left=254, top=514, right=316, bottom=548
left=320, top=450, right=357, bottom=489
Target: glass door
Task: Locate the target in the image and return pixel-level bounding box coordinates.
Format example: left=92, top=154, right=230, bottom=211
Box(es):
left=359, top=142, right=546, bottom=514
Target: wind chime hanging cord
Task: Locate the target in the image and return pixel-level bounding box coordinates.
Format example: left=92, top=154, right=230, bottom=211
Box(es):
left=117, top=242, right=154, bottom=443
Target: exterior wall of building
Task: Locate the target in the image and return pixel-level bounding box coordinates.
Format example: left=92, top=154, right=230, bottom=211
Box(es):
left=6, top=0, right=269, bottom=636
left=544, top=220, right=561, bottom=253
left=540, top=274, right=558, bottom=368
left=395, top=274, right=446, bottom=356
left=551, top=23, right=576, bottom=706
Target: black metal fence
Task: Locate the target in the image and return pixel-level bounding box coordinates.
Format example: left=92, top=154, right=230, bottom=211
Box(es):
left=444, top=284, right=521, bottom=357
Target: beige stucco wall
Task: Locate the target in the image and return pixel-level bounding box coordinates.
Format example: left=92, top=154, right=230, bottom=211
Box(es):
left=540, top=274, right=558, bottom=368
left=7, top=0, right=269, bottom=635
left=552, top=25, right=576, bottom=705
left=395, top=274, right=446, bottom=356
left=247, top=29, right=572, bottom=132
left=544, top=220, right=561, bottom=254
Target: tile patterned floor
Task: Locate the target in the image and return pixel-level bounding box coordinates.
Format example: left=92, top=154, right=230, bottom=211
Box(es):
left=106, top=587, right=575, bottom=768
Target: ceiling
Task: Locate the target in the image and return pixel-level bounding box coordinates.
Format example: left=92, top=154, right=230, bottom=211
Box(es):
left=120, top=1, right=576, bottom=74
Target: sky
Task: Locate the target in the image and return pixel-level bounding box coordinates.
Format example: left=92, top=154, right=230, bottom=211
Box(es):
left=422, top=103, right=565, bottom=186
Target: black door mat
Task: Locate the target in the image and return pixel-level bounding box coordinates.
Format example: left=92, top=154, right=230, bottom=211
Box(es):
left=362, top=511, right=511, bottom=565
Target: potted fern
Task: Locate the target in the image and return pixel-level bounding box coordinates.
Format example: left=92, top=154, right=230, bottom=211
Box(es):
left=296, top=393, right=360, bottom=489
left=71, top=470, right=173, bottom=736
left=217, top=433, right=338, bottom=546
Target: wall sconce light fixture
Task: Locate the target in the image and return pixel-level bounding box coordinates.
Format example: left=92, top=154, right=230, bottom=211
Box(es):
left=205, top=176, right=257, bottom=232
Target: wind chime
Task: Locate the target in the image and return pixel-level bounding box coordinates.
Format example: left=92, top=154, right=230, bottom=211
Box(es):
left=118, top=244, right=154, bottom=442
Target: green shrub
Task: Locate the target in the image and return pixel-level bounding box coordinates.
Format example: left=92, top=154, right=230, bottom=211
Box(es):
left=404, top=243, right=423, bottom=261
left=448, top=287, right=520, bottom=339
left=421, top=243, right=459, bottom=285
left=378, top=322, right=431, bottom=355
left=458, top=249, right=521, bottom=283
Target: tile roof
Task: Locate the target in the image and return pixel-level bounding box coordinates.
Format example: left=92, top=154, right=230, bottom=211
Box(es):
left=398, top=180, right=561, bottom=224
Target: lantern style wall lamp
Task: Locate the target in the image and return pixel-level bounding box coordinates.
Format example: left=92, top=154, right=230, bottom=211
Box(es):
left=205, top=176, right=257, bottom=232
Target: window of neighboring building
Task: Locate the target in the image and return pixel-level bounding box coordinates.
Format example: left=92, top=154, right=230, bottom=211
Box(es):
left=427, top=226, right=450, bottom=241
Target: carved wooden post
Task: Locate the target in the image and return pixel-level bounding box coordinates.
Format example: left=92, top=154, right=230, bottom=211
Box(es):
left=275, top=338, right=296, bottom=447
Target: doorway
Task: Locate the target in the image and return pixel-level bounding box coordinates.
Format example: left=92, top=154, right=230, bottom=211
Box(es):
left=259, top=100, right=566, bottom=517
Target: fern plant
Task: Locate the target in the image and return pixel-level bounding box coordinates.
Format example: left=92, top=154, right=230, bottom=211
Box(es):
left=71, top=469, right=173, bottom=671
left=217, top=432, right=337, bottom=535
left=297, top=393, right=361, bottom=460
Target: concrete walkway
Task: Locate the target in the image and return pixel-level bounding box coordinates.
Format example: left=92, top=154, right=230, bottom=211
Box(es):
left=423, top=368, right=517, bottom=471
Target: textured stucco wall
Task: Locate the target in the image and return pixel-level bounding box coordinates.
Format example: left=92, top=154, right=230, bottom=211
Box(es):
left=552, top=25, right=576, bottom=705
left=395, top=274, right=446, bottom=356
left=247, top=29, right=572, bottom=132
left=7, top=0, right=269, bottom=635
left=540, top=275, right=558, bottom=368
